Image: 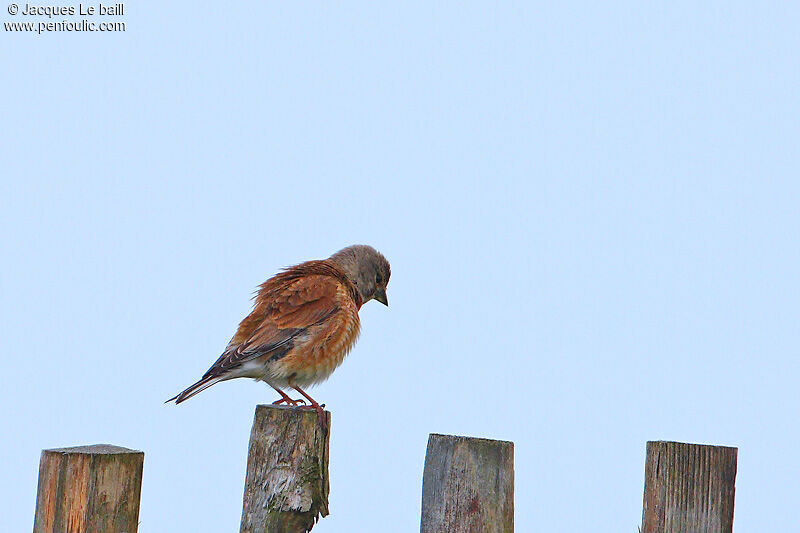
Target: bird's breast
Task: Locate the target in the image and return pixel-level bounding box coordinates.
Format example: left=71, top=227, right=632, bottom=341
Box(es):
left=267, top=305, right=361, bottom=387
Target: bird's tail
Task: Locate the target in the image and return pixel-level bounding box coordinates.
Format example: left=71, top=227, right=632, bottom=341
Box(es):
left=166, top=375, right=223, bottom=404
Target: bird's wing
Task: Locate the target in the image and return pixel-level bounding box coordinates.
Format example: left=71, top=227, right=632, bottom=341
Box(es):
left=201, top=274, right=343, bottom=378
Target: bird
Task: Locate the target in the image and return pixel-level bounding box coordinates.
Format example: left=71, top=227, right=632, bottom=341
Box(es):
left=167, top=245, right=390, bottom=422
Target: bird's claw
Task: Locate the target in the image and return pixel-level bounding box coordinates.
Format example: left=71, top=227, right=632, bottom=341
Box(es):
left=271, top=397, right=307, bottom=407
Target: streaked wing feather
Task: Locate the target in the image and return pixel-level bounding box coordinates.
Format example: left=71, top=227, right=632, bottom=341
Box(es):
left=202, top=275, right=342, bottom=378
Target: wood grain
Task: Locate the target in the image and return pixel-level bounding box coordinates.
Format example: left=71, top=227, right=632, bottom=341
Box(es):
left=33, top=444, right=144, bottom=533
left=641, top=440, right=737, bottom=533
left=240, top=405, right=331, bottom=533
left=420, top=433, right=514, bottom=533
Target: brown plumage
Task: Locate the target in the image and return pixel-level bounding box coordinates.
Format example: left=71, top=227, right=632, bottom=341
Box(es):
left=167, top=245, right=390, bottom=418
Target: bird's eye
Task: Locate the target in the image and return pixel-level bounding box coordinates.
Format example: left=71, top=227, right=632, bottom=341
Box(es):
left=375, top=274, right=382, bottom=284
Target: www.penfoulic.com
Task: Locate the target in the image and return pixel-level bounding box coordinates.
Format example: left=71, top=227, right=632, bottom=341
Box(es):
left=5, top=18, right=125, bottom=33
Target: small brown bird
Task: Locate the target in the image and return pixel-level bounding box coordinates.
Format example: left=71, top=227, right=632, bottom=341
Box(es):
left=167, top=245, right=390, bottom=419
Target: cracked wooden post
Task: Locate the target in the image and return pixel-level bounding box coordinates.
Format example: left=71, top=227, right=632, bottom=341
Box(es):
left=240, top=405, right=331, bottom=533
left=33, top=444, right=144, bottom=533
left=641, top=441, right=738, bottom=533
left=420, top=433, right=514, bottom=533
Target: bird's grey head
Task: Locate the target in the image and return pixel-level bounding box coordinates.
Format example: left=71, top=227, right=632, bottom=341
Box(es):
left=329, top=245, right=391, bottom=306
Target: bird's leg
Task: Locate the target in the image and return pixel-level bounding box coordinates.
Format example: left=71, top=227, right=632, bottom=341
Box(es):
left=288, top=379, right=327, bottom=428
left=270, top=385, right=306, bottom=406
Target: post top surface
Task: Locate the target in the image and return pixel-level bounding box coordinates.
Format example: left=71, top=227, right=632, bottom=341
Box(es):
left=45, top=444, right=143, bottom=454
left=647, top=440, right=738, bottom=452
left=429, top=433, right=514, bottom=448
left=254, top=403, right=331, bottom=414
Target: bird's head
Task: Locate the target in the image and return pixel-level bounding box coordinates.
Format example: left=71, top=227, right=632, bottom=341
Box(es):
left=329, top=244, right=391, bottom=307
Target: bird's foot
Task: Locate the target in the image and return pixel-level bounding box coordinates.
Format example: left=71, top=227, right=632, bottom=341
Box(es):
left=271, top=387, right=306, bottom=407
left=288, top=381, right=327, bottom=429
left=272, top=397, right=306, bottom=407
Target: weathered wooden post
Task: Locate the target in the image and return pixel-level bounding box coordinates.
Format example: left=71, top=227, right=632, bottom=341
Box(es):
left=641, top=440, right=738, bottom=533
left=240, top=405, right=331, bottom=533
left=420, top=433, right=514, bottom=533
left=33, top=444, right=144, bottom=533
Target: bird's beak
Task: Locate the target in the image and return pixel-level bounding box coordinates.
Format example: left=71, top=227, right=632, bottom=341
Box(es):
left=374, top=288, right=388, bottom=306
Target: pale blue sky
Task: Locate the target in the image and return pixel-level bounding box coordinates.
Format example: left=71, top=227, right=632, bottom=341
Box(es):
left=2, top=2, right=799, bottom=532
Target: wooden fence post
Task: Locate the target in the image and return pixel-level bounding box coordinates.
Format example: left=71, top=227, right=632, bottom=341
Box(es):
left=641, top=440, right=738, bottom=533
left=240, top=405, right=331, bottom=533
left=420, top=433, right=514, bottom=533
left=33, top=444, right=144, bottom=533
